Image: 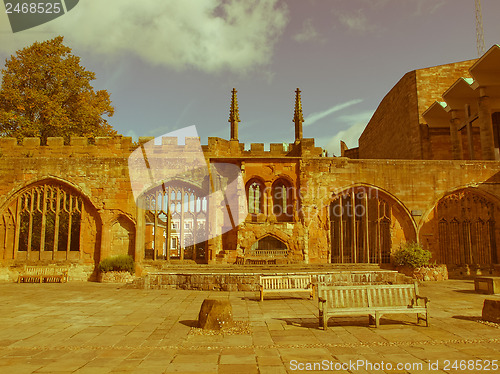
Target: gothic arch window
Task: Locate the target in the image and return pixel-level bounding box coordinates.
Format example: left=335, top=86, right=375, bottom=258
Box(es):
left=272, top=179, right=293, bottom=221
left=246, top=178, right=264, bottom=215
left=0, top=182, right=88, bottom=262
left=329, top=187, right=411, bottom=264
left=435, top=189, right=498, bottom=265
left=143, top=182, right=207, bottom=262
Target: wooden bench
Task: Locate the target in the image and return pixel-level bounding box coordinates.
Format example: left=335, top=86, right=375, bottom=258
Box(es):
left=259, top=275, right=315, bottom=301
left=317, top=283, right=429, bottom=330
left=17, top=265, right=69, bottom=283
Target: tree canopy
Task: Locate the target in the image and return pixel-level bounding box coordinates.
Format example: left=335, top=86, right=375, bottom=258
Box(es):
left=0, top=36, right=116, bottom=144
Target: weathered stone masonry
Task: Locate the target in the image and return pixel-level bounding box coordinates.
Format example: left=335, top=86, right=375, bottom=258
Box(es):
left=2, top=48, right=500, bottom=280
left=0, top=135, right=499, bottom=280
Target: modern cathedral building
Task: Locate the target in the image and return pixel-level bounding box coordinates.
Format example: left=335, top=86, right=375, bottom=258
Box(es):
left=1, top=46, right=500, bottom=281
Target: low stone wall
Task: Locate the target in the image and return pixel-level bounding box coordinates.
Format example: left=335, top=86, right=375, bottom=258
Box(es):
left=397, top=265, right=449, bottom=281
left=447, top=264, right=500, bottom=279
left=98, top=271, right=135, bottom=283
left=138, top=270, right=409, bottom=291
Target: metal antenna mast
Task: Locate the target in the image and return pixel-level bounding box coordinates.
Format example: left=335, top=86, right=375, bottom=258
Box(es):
left=475, top=0, right=486, bottom=56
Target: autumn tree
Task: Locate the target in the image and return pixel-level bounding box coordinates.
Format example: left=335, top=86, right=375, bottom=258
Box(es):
left=0, top=36, right=116, bottom=144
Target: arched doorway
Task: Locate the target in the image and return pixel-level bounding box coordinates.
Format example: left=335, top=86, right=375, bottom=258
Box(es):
left=142, top=182, right=207, bottom=262
left=329, top=186, right=415, bottom=264
left=250, top=235, right=288, bottom=256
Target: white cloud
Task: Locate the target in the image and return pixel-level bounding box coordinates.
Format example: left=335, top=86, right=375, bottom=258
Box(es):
left=304, top=99, right=363, bottom=127
left=336, top=10, right=376, bottom=34
left=293, top=18, right=324, bottom=43
left=336, top=111, right=375, bottom=125
left=318, top=110, right=374, bottom=156
left=0, top=0, right=289, bottom=74
left=414, top=0, right=447, bottom=16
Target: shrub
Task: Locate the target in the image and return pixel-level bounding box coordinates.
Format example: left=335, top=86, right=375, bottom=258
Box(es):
left=392, top=242, right=432, bottom=268
left=98, top=255, right=134, bottom=273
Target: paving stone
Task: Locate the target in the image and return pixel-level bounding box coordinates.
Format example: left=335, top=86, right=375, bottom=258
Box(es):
left=218, top=363, right=258, bottom=374
left=0, top=280, right=497, bottom=373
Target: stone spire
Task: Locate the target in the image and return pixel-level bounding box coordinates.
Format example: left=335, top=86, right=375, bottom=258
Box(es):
left=293, top=88, right=304, bottom=141
left=229, top=88, right=240, bottom=141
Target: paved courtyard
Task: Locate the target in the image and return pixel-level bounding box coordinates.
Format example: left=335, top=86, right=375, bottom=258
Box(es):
left=0, top=279, right=498, bottom=374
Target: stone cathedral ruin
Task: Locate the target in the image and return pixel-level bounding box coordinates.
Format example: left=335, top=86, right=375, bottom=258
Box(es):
left=1, top=45, right=500, bottom=282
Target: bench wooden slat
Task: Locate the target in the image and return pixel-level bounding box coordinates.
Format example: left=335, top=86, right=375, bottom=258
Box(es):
left=318, top=283, right=429, bottom=330
left=17, top=265, right=69, bottom=283
left=260, top=275, right=314, bottom=301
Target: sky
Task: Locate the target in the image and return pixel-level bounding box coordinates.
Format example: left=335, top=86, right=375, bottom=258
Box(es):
left=1, top=0, right=500, bottom=156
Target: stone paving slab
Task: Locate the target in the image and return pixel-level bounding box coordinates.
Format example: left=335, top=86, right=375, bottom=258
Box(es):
left=0, top=280, right=498, bottom=373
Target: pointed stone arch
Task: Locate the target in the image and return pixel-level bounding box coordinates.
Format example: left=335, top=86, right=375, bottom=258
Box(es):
left=0, top=178, right=102, bottom=263
left=248, top=233, right=289, bottom=257
left=140, top=180, right=208, bottom=262
left=328, top=185, right=416, bottom=264
left=272, top=177, right=294, bottom=222
left=246, top=177, right=265, bottom=218
left=420, top=187, right=500, bottom=266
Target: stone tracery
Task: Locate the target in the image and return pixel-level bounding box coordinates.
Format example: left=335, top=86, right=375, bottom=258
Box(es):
left=142, top=182, right=207, bottom=261
left=0, top=182, right=87, bottom=262
left=436, top=189, right=498, bottom=265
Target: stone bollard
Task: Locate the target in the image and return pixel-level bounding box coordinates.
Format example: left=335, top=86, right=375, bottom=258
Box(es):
left=198, top=298, right=234, bottom=330
left=482, top=299, right=500, bottom=323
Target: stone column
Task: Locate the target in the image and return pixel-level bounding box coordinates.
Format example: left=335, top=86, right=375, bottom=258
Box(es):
left=265, top=181, right=272, bottom=218
left=98, top=210, right=113, bottom=262
left=450, top=111, right=463, bottom=160
left=135, top=204, right=145, bottom=264
left=478, top=88, right=496, bottom=160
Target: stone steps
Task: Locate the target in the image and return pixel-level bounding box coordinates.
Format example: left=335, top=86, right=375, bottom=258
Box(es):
left=130, top=263, right=412, bottom=291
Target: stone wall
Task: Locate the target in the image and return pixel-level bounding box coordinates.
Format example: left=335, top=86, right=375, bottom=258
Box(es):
left=359, top=59, right=476, bottom=160
left=359, top=71, right=420, bottom=159
left=140, top=270, right=408, bottom=291
left=0, top=135, right=500, bottom=274
left=415, top=60, right=476, bottom=124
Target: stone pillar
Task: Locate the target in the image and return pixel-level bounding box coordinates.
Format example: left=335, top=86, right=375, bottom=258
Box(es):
left=207, top=171, right=219, bottom=264
left=450, top=111, right=463, bottom=160
left=478, top=89, right=496, bottom=160
left=265, top=181, right=272, bottom=218
left=135, top=204, right=145, bottom=264
left=99, top=210, right=113, bottom=262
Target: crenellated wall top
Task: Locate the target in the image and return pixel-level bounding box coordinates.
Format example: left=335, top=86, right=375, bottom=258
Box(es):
left=0, top=135, right=325, bottom=158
